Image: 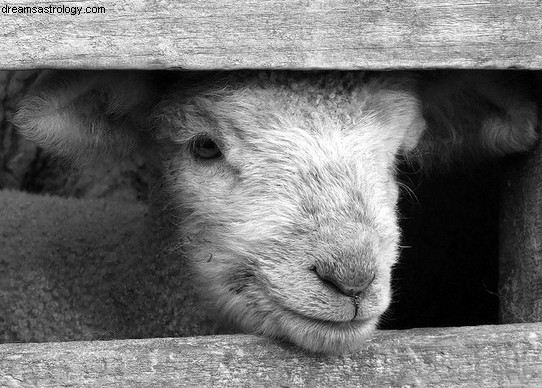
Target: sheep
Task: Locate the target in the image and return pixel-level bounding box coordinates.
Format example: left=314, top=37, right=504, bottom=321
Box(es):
left=0, top=189, right=221, bottom=343
left=13, top=70, right=538, bottom=354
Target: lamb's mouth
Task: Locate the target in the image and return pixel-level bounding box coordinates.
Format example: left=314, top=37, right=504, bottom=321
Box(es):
left=223, top=288, right=380, bottom=354
left=281, top=303, right=376, bottom=329
left=271, top=303, right=380, bottom=354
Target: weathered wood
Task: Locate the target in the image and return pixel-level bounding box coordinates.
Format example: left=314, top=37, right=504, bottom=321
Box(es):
left=499, top=76, right=542, bottom=323
left=1, top=0, right=542, bottom=70
left=1, top=323, right=541, bottom=387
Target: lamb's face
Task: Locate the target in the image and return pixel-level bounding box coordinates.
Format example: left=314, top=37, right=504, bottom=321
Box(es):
left=13, top=69, right=537, bottom=354
left=156, top=72, right=424, bottom=354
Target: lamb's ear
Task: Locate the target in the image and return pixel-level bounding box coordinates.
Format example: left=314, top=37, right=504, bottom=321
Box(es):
left=14, top=70, right=167, bottom=161
left=413, top=71, right=538, bottom=167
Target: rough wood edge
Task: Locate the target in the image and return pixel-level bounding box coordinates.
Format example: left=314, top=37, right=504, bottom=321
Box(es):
left=1, top=0, right=542, bottom=70
left=1, top=323, right=541, bottom=387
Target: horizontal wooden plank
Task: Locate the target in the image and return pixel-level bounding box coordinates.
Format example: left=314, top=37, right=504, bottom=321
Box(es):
left=1, top=323, right=541, bottom=387
left=1, top=0, right=542, bottom=70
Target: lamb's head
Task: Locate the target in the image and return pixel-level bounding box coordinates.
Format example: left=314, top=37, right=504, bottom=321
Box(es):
left=14, top=70, right=538, bottom=354
left=154, top=72, right=424, bottom=354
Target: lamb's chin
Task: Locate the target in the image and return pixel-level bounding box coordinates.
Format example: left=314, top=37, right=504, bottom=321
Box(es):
left=223, top=296, right=380, bottom=355
left=270, top=308, right=379, bottom=355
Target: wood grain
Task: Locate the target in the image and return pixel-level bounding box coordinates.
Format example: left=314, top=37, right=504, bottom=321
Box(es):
left=499, top=77, right=542, bottom=324
left=1, top=323, right=541, bottom=387
left=1, top=0, right=541, bottom=70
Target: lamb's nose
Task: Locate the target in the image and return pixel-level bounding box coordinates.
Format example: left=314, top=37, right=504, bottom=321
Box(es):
left=313, top=267, right=376, bottom=297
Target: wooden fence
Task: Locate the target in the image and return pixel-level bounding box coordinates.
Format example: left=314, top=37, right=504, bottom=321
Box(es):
left=1, top=1, right=541, bottom=386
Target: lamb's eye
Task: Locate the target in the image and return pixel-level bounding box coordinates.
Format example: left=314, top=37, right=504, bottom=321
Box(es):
left=192, top=136, right=222, bottom=160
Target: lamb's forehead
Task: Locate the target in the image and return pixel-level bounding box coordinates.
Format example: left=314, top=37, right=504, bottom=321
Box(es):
left=205, top=71, right=416, bottom=116
left=156, top=71, right=421, bottom=145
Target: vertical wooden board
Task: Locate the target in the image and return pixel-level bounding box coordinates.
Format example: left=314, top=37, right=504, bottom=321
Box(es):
left=499, top=74, right=542, bottom=323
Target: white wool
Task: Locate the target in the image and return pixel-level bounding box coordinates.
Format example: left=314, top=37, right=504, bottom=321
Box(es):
left=14, top=70, right=538, bottom=354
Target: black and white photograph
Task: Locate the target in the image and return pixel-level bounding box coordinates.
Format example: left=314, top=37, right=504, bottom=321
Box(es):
left=0, top=1, right=541, bottom=386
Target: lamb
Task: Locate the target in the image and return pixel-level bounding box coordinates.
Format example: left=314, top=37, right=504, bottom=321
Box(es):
left=0, top=189, right=218, bottom=343
left=13, top=70, right=538, bottom=354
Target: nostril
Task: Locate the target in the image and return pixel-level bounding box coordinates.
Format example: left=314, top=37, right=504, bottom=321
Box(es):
left=312, top=266, right=375, bottom=297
